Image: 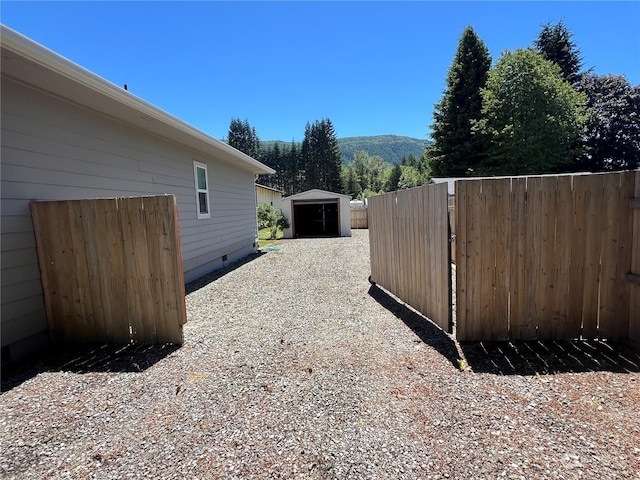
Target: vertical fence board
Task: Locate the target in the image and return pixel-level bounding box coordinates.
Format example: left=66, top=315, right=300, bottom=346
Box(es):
left=508, top=178, right=528, bottom=339
left=478, top=180, right=495, bottom=339
left=567, top=177, right=589, bottom=336
left=467, top=180, right=484, bottom=340
left=581, top=176, right=605, bottom=338
left=629, top=171, right=640, bottom=345
left=553, top=175, right=574, bottom=338
left=68, top=201, right=95, bottom=341
left=613, top=171, right=635, bottom=338
left=455, top=181, right=468, bottom=340
left=102, top=198, right=132, bottom=343
left=493, top=178, right=511, bottom=340
left=598, top=174, right=623, bottom=337
left=31, top=195, right=185, bottom=346
left=537, top=176, right=559, bottom=338
left=524, top=177, right=543, bottom=339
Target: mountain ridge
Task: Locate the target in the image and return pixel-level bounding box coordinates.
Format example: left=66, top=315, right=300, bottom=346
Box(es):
left=262, top=134, right=431, bottom=165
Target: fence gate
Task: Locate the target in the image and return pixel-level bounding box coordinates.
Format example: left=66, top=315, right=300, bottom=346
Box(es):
left=368, top=183, right=452, bottom=332
left=455, top=172, right=637, bottom=342
left=31, top=195, right=186, bottom=345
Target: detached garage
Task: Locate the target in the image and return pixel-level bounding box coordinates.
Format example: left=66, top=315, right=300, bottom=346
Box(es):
left=281, top=190, right=352, bottom=238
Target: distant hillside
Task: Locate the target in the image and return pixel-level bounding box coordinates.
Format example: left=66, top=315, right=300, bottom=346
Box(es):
left=338, top=135, right=431, bottom=165
left=262, top=135, right=431, bottom=165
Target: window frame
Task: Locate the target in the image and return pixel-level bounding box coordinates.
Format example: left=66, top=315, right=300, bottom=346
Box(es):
left=193, top=160, right=211, bottom=220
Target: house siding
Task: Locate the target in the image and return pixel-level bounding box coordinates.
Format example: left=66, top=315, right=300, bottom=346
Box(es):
left=1, top=77, right=258, bottom=360
left=256, top=185, right=283, bottom=209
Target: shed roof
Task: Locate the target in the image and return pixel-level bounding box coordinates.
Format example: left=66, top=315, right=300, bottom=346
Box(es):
left=282, top=189, right=352, bottom=201
left=0, top=25, right=275, bottom=176
left=255, top=184, right=284, bottom=194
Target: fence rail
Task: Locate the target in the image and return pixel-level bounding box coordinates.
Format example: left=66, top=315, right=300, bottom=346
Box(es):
left=368, top=183, right=451, bottom=333
left=31, top=195, right=186, bottom=345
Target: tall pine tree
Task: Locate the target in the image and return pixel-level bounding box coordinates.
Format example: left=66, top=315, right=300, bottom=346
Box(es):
left=534, top=20, right=582, bottom=85
left=227, top=118, right=261, bottom=159
left=302, top=119, right=342, bottom=192
left=428, top=26, right=491, bottom=177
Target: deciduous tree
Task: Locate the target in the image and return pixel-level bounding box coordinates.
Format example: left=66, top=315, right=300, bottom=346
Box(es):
left=574, top=73, right=640, bottom=171
left=477, top=49, right=587, bottom=175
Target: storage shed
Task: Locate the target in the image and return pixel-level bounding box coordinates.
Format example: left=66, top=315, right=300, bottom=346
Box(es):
left=280, top=190, right=351, bottom=238
left=0, top=26, right=274, bottom=363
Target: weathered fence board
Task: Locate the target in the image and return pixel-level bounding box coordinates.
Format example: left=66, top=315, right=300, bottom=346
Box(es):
left=456, top=171, right=637, bottom=342
left=31, top=195, right=186, bottom=345
left=368, top=183, right=451, bottom=333
left=628, top=173, right=640, bottom=346
left=350, top=208, right=368, bottom=229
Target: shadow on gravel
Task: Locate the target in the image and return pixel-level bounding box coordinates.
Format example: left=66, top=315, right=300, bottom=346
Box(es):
left=368, top=284, right=460, bottom=370
left=460, top=339, right=640, bottom=376
left=185, top=251, right=266, bottom=295
left=1, top=342, right=180, bottom=393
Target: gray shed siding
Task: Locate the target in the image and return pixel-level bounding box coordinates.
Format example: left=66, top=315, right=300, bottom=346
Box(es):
left=1, top=77, right=258, bottom=359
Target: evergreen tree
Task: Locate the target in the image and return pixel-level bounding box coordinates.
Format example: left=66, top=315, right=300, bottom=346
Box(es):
left=429, top=26, right=492, bottom=177
left=386, top=164, right=402, bottom=191
left=302, top=119, right=342, bottom=192
left=534, top=20, right=582, bottom=85
left=477, top=49, right=587, bottom=175
left=573, top=73, right=640, bottom=172
left=227, top=118, right=261, bottom=158
left=342, top=165, right=362, bottom=198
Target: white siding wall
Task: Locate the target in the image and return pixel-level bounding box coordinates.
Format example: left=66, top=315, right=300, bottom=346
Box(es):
left=256, top=186, right=282, bottom=210
left=1, top=77, right=258, bottom=360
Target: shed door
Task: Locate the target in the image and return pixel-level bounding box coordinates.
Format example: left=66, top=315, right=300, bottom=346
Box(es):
left=293, top=200, right=339, bottom=237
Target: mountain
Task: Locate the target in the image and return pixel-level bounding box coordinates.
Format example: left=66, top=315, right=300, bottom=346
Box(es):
left=262, top=135, right=432, bottom=165
left=338, top=135, right=431, bottom=165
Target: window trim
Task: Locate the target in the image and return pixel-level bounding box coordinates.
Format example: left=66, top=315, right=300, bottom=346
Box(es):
left=193, top=160, right=211, bottom=219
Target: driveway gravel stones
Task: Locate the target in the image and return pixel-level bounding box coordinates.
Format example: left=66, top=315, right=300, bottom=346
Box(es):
left=1, top=230, right=639, bottom=479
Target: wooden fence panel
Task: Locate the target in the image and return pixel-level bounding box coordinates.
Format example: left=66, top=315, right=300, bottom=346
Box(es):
left=31, top=195, right=186, bottom=345
left=368, top=183, right=451, bottom=333
left=456, top=171, right=637, bottom=342
left=350, top=208, right=368, bottom=229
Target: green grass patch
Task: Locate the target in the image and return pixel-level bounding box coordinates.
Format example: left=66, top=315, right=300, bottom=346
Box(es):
left=258, top=227, right=283, bottom=248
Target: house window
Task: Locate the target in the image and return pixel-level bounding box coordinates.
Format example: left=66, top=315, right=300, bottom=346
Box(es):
left=193, top=161, right=210, bottom=219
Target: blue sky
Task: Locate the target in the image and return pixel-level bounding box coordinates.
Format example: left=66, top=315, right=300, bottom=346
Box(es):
left=2, top=1, right=639, bottom=141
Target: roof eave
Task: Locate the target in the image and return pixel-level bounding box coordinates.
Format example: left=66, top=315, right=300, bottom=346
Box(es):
left=0, top=25, right=275, bottom=176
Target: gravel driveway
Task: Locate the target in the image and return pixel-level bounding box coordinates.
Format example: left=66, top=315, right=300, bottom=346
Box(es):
left=1, top=230, right=639, bottom=479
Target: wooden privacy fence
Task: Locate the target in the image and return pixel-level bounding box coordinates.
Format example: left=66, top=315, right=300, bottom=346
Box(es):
left=368, top=171, right=639, bottom=345
left=455, top=171, right=639, bottom=342
left=351, top=207, right=368, bottom=229
left=368, top=183, right=451, bottom=332
left=31, top=195, right=186, bottom=345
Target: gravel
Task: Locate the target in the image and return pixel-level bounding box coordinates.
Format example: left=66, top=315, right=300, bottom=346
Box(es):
left=2, top=230, right=639, bottom=479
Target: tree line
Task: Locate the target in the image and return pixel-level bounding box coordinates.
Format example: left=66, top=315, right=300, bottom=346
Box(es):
left=227, top=118, right=429, bottom=198
left=428, top=21, right=639, bottom=177
left=228, top=20, right=638, bottom=198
